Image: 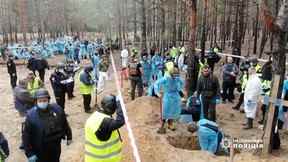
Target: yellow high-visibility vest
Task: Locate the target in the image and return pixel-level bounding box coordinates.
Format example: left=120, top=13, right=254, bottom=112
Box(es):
left=85, top=111, right=122, bottom=162
left=261, top=80, right=272, bottom=96
left=255, top=64, right=262, bottom=77
left=78, top=71, right=94, bottom=95
left=27, top=77, right=42, bottom=96
left=198, top=59, right=208, bottom=77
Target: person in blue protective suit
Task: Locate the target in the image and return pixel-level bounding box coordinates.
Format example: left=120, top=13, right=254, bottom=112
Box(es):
left=22, top=89, right=72, bottom=162
left=74, top=45, right=81, bottom=64
left=79, top=43, right=87, bottom=60
left=64, top=47, right=70, bottom=60
left=87, top=43, right=94, bottom=59
left=91, top=53, right=100, bottom=81
left=140, top=53, right=152, bottom=87
left=281, top=76, right=288, bottom=129
left=180, top=95, right=201, bottom=123
left=155, top=67, right=184, bottom=134
left=197, top=119, right=224, bottom=155
left=151, top=52, right=164, bottom=81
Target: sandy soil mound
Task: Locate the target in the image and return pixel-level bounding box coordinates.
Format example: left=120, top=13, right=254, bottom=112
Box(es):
left=1, top=54, right=287, bottom=162
left=120, top=96, right=288, bottom=162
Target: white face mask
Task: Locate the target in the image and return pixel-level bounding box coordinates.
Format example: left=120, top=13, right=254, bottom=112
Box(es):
left=37, top=102, right=49, bottom=110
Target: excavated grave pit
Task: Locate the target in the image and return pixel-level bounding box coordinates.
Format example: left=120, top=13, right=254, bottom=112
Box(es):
left=167, top=133, right=201, bottom=151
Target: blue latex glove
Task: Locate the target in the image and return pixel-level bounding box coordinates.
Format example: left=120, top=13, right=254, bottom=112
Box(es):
left=28, top=155, right=38, bottom=162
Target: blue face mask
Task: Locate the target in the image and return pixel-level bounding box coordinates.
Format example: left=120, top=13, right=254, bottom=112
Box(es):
left=37, top=102, right=49, bottom=110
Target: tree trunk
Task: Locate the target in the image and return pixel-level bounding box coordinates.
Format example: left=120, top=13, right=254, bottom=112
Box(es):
left=141, top=0, right=147, bottom=49
left=200, top=0, right=208, bottom=60
left=253, top=3, right=259, bottom=55
left=186, top=0, right=198, bottom=96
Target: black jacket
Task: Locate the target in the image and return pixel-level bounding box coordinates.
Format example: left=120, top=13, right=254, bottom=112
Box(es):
left=36, top=58, right=49, bottom=71
left=0, top=132, right=9, bottom=158
left=22, top=104, right=72, bottom=158
left=261, top=61, right=272, bottom=81
left=27, top=57, right=37, bottom=71
left=50, top=71, right=68, bottom=94
left=197, top=74, right=220, bottom=97
left=7, top=59, right=16, bottom=75
left=95, top=101, right=125, bottom=141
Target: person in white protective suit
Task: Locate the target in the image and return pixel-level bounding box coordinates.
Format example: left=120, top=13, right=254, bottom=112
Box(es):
left=243, top=67, right=262, bottom=129
left=177, top=47, right=186, bottom=72
left=121, top=48, right=129, bottom=68
left=120, top=48, right=129, bottom=80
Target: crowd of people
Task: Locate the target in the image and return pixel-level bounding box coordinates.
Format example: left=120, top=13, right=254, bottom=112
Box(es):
left=120, top=45, right=288, bottom=155
left=1, top=36, right=125, bottom=162
left=1, top=37, right=288, bottom=161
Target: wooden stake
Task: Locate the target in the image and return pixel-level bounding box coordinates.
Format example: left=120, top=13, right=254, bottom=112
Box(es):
left=262, top=75, right=280, bottom=154
left=229, top=138, right=234, bottom=162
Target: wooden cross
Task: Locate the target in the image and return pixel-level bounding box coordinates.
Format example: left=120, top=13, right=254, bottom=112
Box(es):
left=262, top=75, right=288, bottom=154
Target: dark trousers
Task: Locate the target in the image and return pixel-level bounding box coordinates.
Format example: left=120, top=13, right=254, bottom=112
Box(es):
left=83, top=94, right=91, bottom=111
left=37, top=142, right=61, bottom=162
left=130, top=76, right=143, bottom=100
left=260, top=104, right=267, bottom=122
left=234, top=93, right=244, bottom=109
left=38, top=69, right=45, bottom=82
left=222, top=81, right=235, bottom=101
left=66, top=82, right=75, bottom=98
left=202, top=96, right=216, bottom=122
left=55, top=91, right=66, bottom=110
left=9, top=74, right=17, bottom=88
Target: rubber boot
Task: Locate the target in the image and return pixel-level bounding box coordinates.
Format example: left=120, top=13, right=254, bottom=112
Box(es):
left=168, top=120, right=176, bottom=131
left=243, top=118, right=253, bottom=129
left=157, top=121, right=166, bottom=134
left=242, top=118, right=248, bottom=126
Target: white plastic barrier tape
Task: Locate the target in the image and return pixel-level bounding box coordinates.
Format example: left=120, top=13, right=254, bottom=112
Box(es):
left=110, top=51, right=142, bottom=162
left=195, top=48, right=268, bottom=62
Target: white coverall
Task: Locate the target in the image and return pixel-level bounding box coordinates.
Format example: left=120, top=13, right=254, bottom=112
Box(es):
left=244, top=74, right=262, bottom=119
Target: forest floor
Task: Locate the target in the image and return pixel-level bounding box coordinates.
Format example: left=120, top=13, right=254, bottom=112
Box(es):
left=0, top=53, right=288, bottom=162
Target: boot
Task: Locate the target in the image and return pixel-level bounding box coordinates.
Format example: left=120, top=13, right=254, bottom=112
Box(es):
left=157, top=121, right=166, bottom=134
left=168, top=120, right=176, bottom=131
left=242, top=119, right=248, bottom=126
left=232, top=106, right=240, bottom=110
left=157, top=127, right=166, bottom=134
left=243, top=118, right=253, bottom=129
